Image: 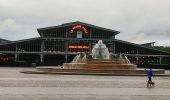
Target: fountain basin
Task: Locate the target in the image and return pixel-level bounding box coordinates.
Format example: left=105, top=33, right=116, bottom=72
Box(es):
left=63, top=63, right=137, bottom=70
left=32, top=67, right=165, bottom=75
left=63, top=57, right=137, bottom=70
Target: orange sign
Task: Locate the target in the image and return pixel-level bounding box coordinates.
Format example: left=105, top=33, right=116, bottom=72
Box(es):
left=69, top=24, right=88, bottom=34
left=68, top=45, right=89, bottom=49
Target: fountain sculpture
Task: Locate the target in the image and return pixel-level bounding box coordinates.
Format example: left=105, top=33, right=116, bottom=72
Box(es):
left=92, top=40, right=110, bottom=59
left=63, top=40, right=137, bottom=70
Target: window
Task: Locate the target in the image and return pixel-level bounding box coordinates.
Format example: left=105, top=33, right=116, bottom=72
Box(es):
left=77, top=30, right=83, bottom=38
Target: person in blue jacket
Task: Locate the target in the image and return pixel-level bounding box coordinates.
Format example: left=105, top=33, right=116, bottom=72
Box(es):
left=147, top=68, right=153, bottom=82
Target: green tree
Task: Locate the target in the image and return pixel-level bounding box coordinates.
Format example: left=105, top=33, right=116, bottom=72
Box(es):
left=154, top=46, right=170, bottom=64
left=154, top=46, right=170, bottom=52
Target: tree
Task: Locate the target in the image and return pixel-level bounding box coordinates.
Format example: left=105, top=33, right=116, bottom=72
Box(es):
left=154, top=46, right=170, bottom=52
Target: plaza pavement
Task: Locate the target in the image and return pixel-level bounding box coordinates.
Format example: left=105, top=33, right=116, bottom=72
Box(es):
left=0, top=67, right=170, bottom=100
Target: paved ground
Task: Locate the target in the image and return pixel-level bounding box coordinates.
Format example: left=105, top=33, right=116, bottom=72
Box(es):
left=0, top=67, right=170, bottom=100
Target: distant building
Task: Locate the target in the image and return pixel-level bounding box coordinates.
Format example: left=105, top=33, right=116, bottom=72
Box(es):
left=0, top=21, right=170, bottom=66
left=0, top=39, right=11, bottom=44
left=140, top=42, right=155, bottom=47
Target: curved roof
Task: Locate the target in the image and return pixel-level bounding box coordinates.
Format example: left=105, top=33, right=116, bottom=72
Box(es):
left=37, top=21, right=120, bottom=36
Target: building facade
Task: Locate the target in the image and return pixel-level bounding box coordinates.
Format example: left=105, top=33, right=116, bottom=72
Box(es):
left=0, top=21, right=170, bottom=66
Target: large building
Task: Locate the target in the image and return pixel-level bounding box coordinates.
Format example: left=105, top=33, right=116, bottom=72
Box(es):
left=0, top=21, right=170, bottom=66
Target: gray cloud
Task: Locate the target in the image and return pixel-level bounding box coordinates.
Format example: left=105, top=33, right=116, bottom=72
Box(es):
left=0, top=0, right=170, bottom=46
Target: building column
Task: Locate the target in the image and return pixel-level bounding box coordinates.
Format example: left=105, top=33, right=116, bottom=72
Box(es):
left=159, top=57, right=162, bottom=64
left=14, top=53, right=18, bottom=61
left=90, top=28, right=92, bottom=39
left=159, top=53, right=162, bottom=64
left=112, top=41, right=115, bottom=54
left=65, top=29, right=69, bottom=63
left=40, top=40, right=44, bottom=63
left=40, top=54, right=44, bottom=63
left=65, top=40, right=68, bottom=63
left=15, top=44, right=18, bottom=61
left=66, top=29, right=68, bottom=38
left=136, top=48, right=139, bottom=64
left=89, top=41, right=92, bottom=53
left=65, top=54, right=68, bottom=63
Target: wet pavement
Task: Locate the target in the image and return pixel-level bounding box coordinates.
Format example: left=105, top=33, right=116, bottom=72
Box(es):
left=0, top=67, right=170, bottom=100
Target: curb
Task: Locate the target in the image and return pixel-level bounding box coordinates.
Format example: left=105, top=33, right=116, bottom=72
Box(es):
left=21, top=71, right=170, bottom=77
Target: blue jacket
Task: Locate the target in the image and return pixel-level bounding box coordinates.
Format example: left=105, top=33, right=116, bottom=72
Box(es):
left=147, top=69, right=153, bottom=77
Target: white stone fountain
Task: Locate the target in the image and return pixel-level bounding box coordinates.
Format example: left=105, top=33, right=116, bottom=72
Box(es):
left=62, top=40, right=137, bottom=70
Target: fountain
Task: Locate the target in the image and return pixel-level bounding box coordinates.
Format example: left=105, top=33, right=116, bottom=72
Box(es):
left=92, top=40, right=110, bottom=59
left=23, top=40, right=165, bottom=75
left=63, top=40, right=137, bottom=70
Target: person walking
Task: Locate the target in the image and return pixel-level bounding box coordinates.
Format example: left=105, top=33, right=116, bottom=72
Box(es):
left=147, top=68, right=153, bottom=82
left=147, top=68, right=155, bottom=87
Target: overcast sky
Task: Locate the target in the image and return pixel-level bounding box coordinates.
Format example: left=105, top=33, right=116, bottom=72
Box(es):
left=0, top=0, right=170, bottom=46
